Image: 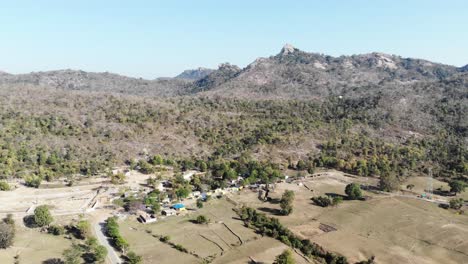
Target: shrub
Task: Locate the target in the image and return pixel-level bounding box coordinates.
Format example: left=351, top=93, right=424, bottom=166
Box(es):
left=24, top=175, right=42, bottom=188
left=194, top=215, right=209, bottom=224
left=345, top=183, right=362, bottom=200
left=449, top=180, right=466, bottom=194
left=48, top=225, right=65, bottom=236
left=0, top=181, right=10, bottom=191
left=159, top=235, right=170, bottom=242
left=274, top=249, right=295, bottom=264
left=449, top=198, right=464, bottom=210
left=280, top=190, right=295, bottom=215
left=126, top=251, right=142, bottom=264
left=34, top=205, right=53, bottom=227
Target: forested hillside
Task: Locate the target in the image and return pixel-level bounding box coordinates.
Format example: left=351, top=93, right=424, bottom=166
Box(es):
left=0, top=45, right=466, bottom=186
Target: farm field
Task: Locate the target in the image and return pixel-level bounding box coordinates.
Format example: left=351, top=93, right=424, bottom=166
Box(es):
left=230, top=171, right=468, bottom=264
left=119, top=198, right=309, bottom=264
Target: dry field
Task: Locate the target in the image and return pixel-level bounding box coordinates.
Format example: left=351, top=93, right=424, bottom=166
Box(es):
left=119, top=198, right=309, bottom=264
left=231, top=171, right=468, bottom=264
left=0, top=224, right=72, bottom=264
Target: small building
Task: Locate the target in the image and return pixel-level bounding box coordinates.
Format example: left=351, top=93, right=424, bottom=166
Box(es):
left=139, top=212, right=157, bottom=224
left=171, top=203, right=186, bottom=211
left=162, top=209, right=177, bottom=216
left=191, top=191, right=201, bottom=198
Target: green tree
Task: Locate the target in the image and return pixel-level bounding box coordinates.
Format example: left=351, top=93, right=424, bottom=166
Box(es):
left=0, top=181, right=10, bottom=191
left=274, top=249, right=295, bottom=264
left=62, top=244, right=82, bottom=264
left=449, top=198, right=464, bottom=210
left=345, top=183, right=362, bottom=200
left=76, top=220, right=91, bottom=239
left=449, top=180, right=466, bottom=194
left=48, top=225, right=65, bottom=236
left=379, top=174, right=399, bottom=192
left=126, top=251, right=142, bottom=264
left=194, top=215, right=209, bottom=224
left=175, top=186, right=191, bottom=199
left=196, top=199, right=204, bottom=209
left=34, top=205, right=53, bottom=227
left=280, top=190, right=295, bottom=215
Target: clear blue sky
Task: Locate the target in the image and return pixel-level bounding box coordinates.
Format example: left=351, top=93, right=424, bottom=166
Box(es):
left=1, top=0, right=467, bottom=78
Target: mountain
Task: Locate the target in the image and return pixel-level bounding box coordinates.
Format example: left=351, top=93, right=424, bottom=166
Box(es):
left=190, top=63, right=241, bottom=93
left=196, top=44, right=461, bottom=99
left=175, top=67, right=214, bottom=80
left=0, top=45, right=464, bottom=100
left=0, top=69, right=190, bottom=97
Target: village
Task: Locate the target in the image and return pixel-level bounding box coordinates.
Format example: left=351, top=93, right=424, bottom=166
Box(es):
left=0, top=162, right=467, bottom=264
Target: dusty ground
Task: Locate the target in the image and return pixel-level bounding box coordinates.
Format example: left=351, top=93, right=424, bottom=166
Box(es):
left=231, top=171, right=468, bottom=264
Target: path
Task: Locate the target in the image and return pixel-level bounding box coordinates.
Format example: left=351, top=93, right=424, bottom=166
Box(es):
left=93, top=219, right=122, bottom=264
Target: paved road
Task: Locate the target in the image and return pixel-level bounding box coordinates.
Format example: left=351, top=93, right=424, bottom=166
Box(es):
left=93, top=220, right=122, bottom=264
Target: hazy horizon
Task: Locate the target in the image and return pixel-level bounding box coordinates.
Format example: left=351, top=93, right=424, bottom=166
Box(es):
left=1, top=0, right=467, bottom=78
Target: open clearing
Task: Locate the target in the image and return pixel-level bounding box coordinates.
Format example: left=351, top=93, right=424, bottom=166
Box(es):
left=119, top=198, right=309, bottom=264
left=231, top=171, right=468, bottom=264
left=0, top=224, right=72, bottom=264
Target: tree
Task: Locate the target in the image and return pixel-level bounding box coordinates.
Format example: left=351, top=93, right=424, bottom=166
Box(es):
left=296, top=160, right=307, bottom=171
left=194, top=215, right=209, bottom=224
left=48, top=225, right=65, bottom=236
left=126, top=251, right=142, bottom=264
left=379, top=174, right=399, bottom=192
left=280, top=190, right=295, bottom=215
left=345, top=183, right=362, bottom=200
left=92, top=245, right=108, bottom=263
left=34, top=205, right=53, bottom=227
left=406, top=184, right=415, bottom=191
left=76, top=220, right=91, bottom=239
left=0, top=181, right=10, bottom=191
left=24, top=175, right=42, bottom=188
left=449, top=198, right=464, bottom=210
left=332, top=196, right=343, bottom=206
left=62, top=244, right=82, bottom=264
left=449, top=180, right=466, bottom=194
left=274, top=249, right=295, bottom=264
left=196, top=199, right=203, bottom=209
left=175, top=186, right=190, bottom=199
left=0, top=222, right=15, bottom=249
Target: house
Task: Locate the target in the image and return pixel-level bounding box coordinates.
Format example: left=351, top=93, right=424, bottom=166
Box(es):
left=162, top=209, right=177, bottom=216
left=171, top=203, right=186, bottom=211
left=139, top=212, right=157, bottom=224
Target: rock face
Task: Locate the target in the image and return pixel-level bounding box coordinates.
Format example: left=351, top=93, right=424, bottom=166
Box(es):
left=175, top=67, right=214, bottom=80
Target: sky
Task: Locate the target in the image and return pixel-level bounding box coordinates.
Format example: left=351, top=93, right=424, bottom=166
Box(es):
left=1, top=0, right=467, bottom=79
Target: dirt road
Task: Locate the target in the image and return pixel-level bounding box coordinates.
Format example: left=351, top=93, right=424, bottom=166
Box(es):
left=93, top=219, right=122, bottom=264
